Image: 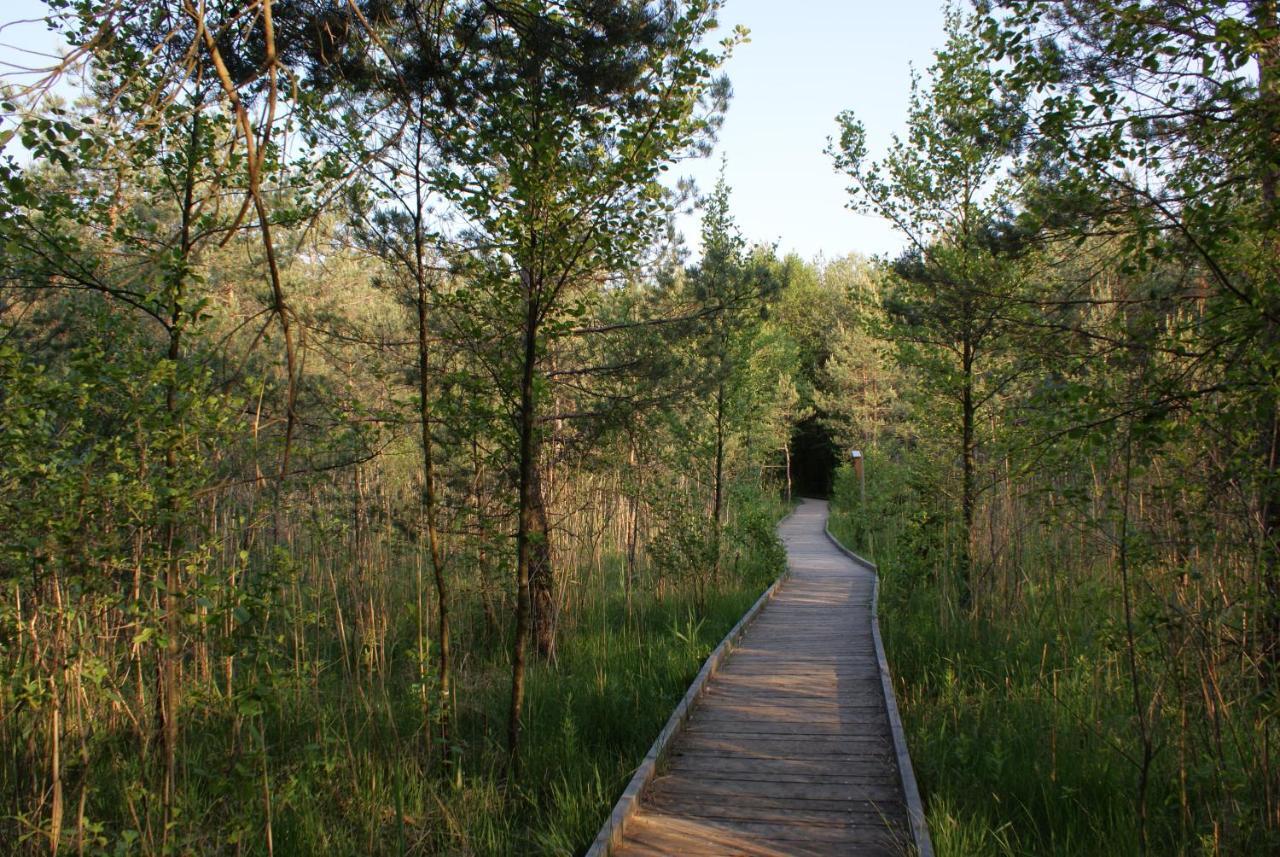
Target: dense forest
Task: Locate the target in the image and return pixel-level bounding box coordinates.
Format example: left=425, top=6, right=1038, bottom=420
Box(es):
left=1, top=1, right=1278, bottom=855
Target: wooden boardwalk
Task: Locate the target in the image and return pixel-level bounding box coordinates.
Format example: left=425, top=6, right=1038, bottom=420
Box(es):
left=608, top=499, right=921, bottom=856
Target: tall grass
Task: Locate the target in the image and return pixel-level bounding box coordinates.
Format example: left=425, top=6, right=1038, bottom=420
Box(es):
left=829, top=461, right=1277, bottom=856
left=234, top=579, right=770, bottom=856
left=2, top=484, right=786, bottom=856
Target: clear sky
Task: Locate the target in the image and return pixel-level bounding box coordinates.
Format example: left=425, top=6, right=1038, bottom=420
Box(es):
left=1, top=0, right=949, bottom=261
left=0, top=2, right=61, bottom=72
left=678, top=0, right=947, bottom=262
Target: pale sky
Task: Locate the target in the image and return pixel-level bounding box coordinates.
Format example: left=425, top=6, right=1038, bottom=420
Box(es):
left=678, top=0, right=947, bottom=262
left=1, top=0, right=949, bottom=261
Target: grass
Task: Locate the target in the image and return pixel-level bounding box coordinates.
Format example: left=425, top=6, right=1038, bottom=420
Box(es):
left=828, top=462, right=1277, bottom=857
left=19, top=499, right=787, bottom=856
left=170, top=576, right=774, bottom=855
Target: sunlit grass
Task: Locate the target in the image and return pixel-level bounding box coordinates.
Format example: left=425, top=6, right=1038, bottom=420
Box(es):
left=25, top=498, right=786, bottom=856
left=828, top=464, right=1269, bottom=856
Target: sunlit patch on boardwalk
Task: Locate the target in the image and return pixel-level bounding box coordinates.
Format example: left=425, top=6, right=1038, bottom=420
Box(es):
left=609, top=499, right=914, bottom=856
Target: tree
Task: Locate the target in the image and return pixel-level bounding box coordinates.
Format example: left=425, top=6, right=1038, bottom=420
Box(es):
left=424, top=0, right=734, bottom=763
left=829, top=9, right=1028, bottom=608
left=681, top=172, right=781, bottom=578
left=983, top=0, right=1280, bottom=678
left=806, top=258, right=902, bottom=454
left=313, top=0, right=463, bottom=749
left=1, top=82, right=270, bottom=847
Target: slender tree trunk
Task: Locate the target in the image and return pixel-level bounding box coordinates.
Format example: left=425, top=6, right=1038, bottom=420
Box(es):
left=158, top=382, right=181, bottom=840
left=712, top=382, right=726, bottom=583
left=508, top=269, right=540, bottom=766
left=417, top=282, right=451, bottom=742
left=626, top=442, right=640, bottom=619
left=48, top=576, right=64, bottom=857
left=783, top=440, right=792, bottom=503
left=158, top=109, right=200, bottom=838
left=411, top=123, right=452, bottom=741
left=1254, top=0, right=1280, bottom=682
left=960, top=341, right=976, bottom=612
left=529, top=464, right=557, bottom=660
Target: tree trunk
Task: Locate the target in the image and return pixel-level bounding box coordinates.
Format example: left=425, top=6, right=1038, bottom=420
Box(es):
left=712, top=382, right=726, bottom=583
left=158, top=109, right=200, bottom=838
left=784, top=440, right=793, bottom=503
left=528, top=465, right=557, bottom=660
left=411, top=113, right=453, bottom=742
left=1254, top=0, right=1280, bottom=681
left=960, top=341, right=976, bottom=612
left=508, top=269, right=540, bottom=766
left=417, top=280, right=451, bottom=743
left=159, top=345, right=181, bottom=835
left=48, top=577, right=65, bottom=857
left=626, top=442, right=640, bottom=618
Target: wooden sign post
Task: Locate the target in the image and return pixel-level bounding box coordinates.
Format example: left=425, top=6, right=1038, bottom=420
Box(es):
left=850, top=449, right=864, bottom=506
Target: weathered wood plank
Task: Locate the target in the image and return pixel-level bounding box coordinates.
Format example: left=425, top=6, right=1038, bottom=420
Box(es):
left=661, top=759, right=903, bottom=785
left=646, top=775, right=905, bottom=803
left=628, top=812, right=908, bottom=845
left=643, top=799, right=907, bottom=829
left=646, top=788, right=908, bottom=817
left=697, top=690, right=890, bottom=709
left=675, top=734, right=896, bottom=759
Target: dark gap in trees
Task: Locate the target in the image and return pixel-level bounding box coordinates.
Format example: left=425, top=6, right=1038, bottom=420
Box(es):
left=789, top=415, right=838, bottom=499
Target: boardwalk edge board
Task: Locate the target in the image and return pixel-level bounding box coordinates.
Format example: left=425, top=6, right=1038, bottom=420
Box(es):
left=582, top=505, right=799, bottom=857
left=824, top=522, right=936, bottom=857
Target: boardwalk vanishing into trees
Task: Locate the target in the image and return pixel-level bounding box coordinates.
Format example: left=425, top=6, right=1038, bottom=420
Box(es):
left=10, top=3, right=1278, bottom=852
left=600, top=499, right=930, bottom=856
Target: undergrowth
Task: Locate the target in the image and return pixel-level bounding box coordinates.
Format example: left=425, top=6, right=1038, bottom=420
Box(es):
left=829, top=461, right=1276, bottom=857
left=8, top=492, right=786, bottom=856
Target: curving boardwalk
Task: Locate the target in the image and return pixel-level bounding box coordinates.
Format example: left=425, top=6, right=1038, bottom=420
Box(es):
left=606, top=498, right=925, bottom=856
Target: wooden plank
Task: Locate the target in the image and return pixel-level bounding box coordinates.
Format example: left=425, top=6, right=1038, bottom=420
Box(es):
left=644, top=797, right=907, bottom=829
left=681, top=722, right=891, bottom=738
left=681, top=722, right=879, bottom=738
left=661, top=759, right=903, bottom=786
left=675, top=733, right=896, bottom=758
left=647, top=784, right=905, bottom=813
left=661, top=761, right=902, bottom=787
left=703, top=676, right=885, bottom=696
left=680, top=728, right=865, bottom=742
left=629, top=812, right=908, bottom=845
left=712, top=658, right=876, bottom=671
left=706, top=678, right=884, bottom=697
left=696, top=691, right=890, bottom=710
left=647, top=774, right=903, bottom=802
left=623, top=819, right=798, bottom=857
left=693, top=696, right=887, bottom=712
